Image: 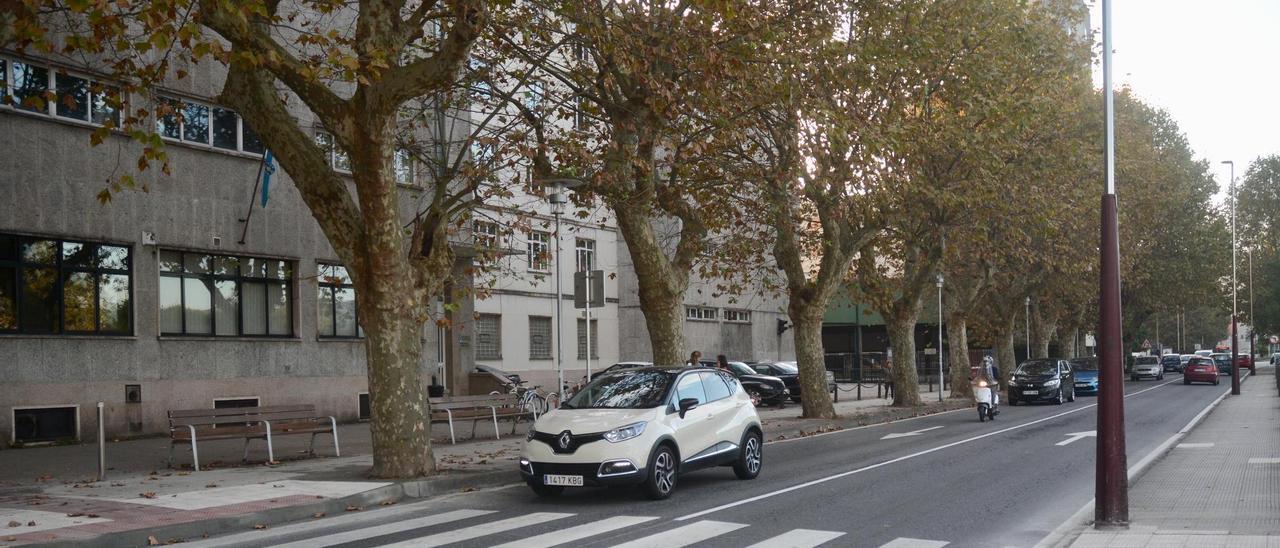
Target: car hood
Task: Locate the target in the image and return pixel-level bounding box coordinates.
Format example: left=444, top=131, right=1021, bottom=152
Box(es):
left=739, top=374, right=786, bottom=387
left=1074, top=371, right=1099, bottom=381
left=1013, top=374, right=1059, bottom=382
left=533, top=407, right=656, bottom=435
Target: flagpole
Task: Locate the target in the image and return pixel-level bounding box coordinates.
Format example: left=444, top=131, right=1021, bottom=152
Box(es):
left=238, top=152, right=269, bottom=245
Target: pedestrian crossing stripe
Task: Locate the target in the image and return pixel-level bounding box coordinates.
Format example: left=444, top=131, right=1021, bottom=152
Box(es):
left=193, top=507, right=857, bottom=548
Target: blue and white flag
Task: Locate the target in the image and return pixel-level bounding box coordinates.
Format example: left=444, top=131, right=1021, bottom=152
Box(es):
left=260, top=150, right=276, bottom=208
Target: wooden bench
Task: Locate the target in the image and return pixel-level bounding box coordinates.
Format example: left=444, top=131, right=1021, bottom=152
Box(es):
left=167, top=405, right=339, bottom=471
left=428, top=394, right=536, bottom=444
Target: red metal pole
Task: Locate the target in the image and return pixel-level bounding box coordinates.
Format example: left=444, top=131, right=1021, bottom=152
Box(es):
left=1095, top=194, right=1129, bottom=527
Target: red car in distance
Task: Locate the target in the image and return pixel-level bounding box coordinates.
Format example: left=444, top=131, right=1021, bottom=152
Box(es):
left=1235, top=354, right=1255, bottom=373
left=1182, top=357, right=1220, bottom=385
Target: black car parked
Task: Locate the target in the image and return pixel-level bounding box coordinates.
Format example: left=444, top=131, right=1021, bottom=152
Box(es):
left=1160, top=354, right=1183, bottom=373
left=703, top=361, right=789, bottom=406
left=751, top=361, right=837, bottom=402
left=1007, top=359, right=1076, bottom=405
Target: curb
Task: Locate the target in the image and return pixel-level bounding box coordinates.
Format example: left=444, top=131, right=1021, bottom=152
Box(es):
left=40, top=469, right=520, bottom=548
left=1034, top=374, right=1243, bottom=548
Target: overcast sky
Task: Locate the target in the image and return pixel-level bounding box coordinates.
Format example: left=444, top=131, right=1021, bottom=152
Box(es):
left=1087, top=0, right=1280, bottom=193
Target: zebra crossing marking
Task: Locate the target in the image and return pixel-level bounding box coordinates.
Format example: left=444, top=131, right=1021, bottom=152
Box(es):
left=608, top=520, right=749, bottom=548
left=744, top=528, right=846, bottom=548
left=270, top=509, right=495, bottom=548
left=378, top=512, right=573, bottom=547
left=490, top=515, right=658, bottom=548
left=878, top=538, right=949, bottom=548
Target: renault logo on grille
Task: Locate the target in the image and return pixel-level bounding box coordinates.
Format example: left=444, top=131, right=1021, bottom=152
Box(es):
left=557, top=431, right=572, bottom=450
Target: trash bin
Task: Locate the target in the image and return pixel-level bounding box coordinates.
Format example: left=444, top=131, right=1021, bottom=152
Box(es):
left=428, top=385, right=445, bottom=398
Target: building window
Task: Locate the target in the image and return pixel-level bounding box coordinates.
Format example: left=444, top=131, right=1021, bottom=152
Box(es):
left=685, top=306, right=718, bottom=321
left=318, top=264, right=361, bottom=338
left=474, top=313, right=501, bottom=360
left=394, top=148, right=415, bottom=185
left=0, top=233, right=132, bottom=335
left=314, top=131, right=351, bottom=172
left=723, top=310, right=752, bottom=323
left=575, top=238, right=595, bottom=272
left=577, top=318, right=598, bottom=359
left=159, top=250, right=292, bottom=337
left=529, top=316, right=552, bottom=360
left=153, top=94, right=261, bottom=155
left=573, top=94, right=589, bottom=131
left=527, top=231, right=550, bottom=272
left=474, top=220, right=500, bottom=249
left=1, top=58, right=120, bottom=126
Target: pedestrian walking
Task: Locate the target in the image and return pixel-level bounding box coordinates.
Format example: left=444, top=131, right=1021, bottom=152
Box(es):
left=883, top=360, right=896, bottom=399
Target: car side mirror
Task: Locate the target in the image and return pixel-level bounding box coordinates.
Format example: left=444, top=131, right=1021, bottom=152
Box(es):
left=678, top=397, right=699, bottom=419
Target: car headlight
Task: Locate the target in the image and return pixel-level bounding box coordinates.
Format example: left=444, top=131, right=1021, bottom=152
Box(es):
left=1044, top=378, right=1061, bottom=388
left=603, top=422, right=647, bottom=443
left=527, top=429, right=537, bottom=441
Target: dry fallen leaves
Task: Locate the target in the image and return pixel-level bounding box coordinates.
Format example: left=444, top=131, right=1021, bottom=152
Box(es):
left=379, top=501, right=396, bottom=506
left=85, top=514, right=100, bottom=519
left=312, top=512, right=326, bottom=519
left=147, top=535, right=160, bottom=545
left=65, top=513, right=84, bottom=518
left=6, top=521, right=20, bottom=528
left=344, top=505, right=361, bottom=512
left=252, top=524, right=267, bottom=530
left=139, top=492, right=157, bottom=499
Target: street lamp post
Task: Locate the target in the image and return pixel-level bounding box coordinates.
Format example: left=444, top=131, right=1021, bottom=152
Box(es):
left=544, top=178, right=583, bottom=407
left=1248, top=249, right=1254, bottom=363
left=1224, top=160, right=1240, bottom=396
left=1095, top=0, right=1129, bottom=528
left=937, top=274, right=944, bottom=402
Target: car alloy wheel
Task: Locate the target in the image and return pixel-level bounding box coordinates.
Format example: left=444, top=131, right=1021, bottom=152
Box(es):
left=734, top=430, right=762, bottom=480
left=1055, top=389, right=1064, bottom=405
left=643, top=445, right=677, bottom=500
left=1067, top=387, right=1076, bottom=402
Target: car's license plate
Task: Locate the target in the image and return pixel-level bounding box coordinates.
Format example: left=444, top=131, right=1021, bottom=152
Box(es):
left=543, top=474, right=583, bottom=487
left=1075, top=383, right=1088, bottom=388
left=1023, top=390, right=1039, bottom=395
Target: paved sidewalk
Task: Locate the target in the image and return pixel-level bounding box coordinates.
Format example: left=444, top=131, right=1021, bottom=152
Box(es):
left=1069, top=365, right=1280, bottom=548
left=0, top=383, right=962, bottom=546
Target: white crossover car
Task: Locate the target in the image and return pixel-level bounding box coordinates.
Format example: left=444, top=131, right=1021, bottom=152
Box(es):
left=519, top=366, right=763, bottom=500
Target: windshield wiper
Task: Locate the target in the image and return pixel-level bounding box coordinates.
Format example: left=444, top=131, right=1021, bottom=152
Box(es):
left=559, top=403, right=575, bottom=409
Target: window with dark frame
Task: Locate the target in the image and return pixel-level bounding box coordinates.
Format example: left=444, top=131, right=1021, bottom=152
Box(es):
left=474, top=313, right=501, bottom=360
left=527, top=231, right=550, bottom=272
left=575, top=238, right=595, bottom=272
left=0, top=233, right=132, bottom=335
left=158, top=250, right=292, bottom=337
left=576, top=318, right=598, bottom=359
left=2, top=58, right=120, bottom=127
left=529, top=315, right=552, bottom=360
left=318, top=263, right=362, bottom=338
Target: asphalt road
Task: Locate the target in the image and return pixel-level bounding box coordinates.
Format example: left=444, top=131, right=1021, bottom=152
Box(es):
left=189, top=372, right=1233, bottom=548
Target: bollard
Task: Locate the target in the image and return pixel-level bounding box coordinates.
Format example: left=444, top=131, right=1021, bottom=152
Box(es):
left=856, top=382, right=861, bottom=401
left=97, top=402, right=106, bottom=481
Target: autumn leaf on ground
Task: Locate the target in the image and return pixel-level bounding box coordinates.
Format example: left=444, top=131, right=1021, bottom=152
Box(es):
left=65, top=513, right=84, bottom=518
left=26, top=521, right=36, bottom=527
left=85, top=514, right=99, bottom=518
left=344, top=505, right=361, bottom=512
left=379, top=500, right=395, bottom=506
left=139, top=492, right=157, bottom=499
left=205, top=483, right=218, bottom=488
left=312, top=512, right=326, bottom=519
left=6, top=521, right=21, bottom=528
left=147, top=535, right=160, bottom=545
left=252, top=524, right=267, bottom=530
left=35, top=474, right=53, bottom=482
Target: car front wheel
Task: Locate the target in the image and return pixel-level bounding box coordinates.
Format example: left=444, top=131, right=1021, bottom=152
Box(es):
left=733, top=430, right=762, bottom=480
left=1067, top=387, right=1076, bottom=402
left=642, top=444, right=678, bottom=500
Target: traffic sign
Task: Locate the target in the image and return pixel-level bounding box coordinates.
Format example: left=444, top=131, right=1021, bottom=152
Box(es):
left=573, top=270, right=605, bottom=309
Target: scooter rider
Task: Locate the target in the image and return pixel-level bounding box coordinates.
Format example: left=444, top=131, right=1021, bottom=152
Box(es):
left=978, top=355, right=1001, bottom=406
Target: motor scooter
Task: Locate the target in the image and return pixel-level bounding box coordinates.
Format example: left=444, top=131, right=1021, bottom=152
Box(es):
left=974, top=379, right=999, bottom=422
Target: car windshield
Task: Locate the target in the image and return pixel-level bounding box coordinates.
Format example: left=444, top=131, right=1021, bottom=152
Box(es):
left=563, top=370, right=673, bottom=409
left=1212, top=355, right=1230, bottom=364
left=727, top=362, right=757, bottom=376
left=1068, top=358, right=1098, bottom=371
left=765, top=362, right=798, bottom=374
left=1135, top=357, right=1158, bottom=365
left=1161, top=355, right=1180, bottom=363
left=1191, top=358, right=1213, bottom=366
left=1015, top=360, right=1058, bottom=375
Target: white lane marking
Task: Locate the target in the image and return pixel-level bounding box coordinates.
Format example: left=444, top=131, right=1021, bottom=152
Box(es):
left=881, top=426, right=945, bottom=440
left=1033, top=380, right=1235, bottom=548
left=608, top=520, right=748, bottom=548
left=678, top=378, right=1181, bottom=522
left=878, top=538, right=949, bottom=548
left=1177, top=442, right=1214, bottom=449
left=379, top=512, right=573, bottom=547
left=183, top=502, right=465, bottom=547
left=744, top=529, right=846, bottom=548
left=1247, top=457, right=1280, bottom=464
left=1056, top=430, right=1097, bottom=446
left=490, top=515, right=657, bottom=548
left=268, top=509, right=495, bottom=548
left=767, top=408, right=968, bottom=446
